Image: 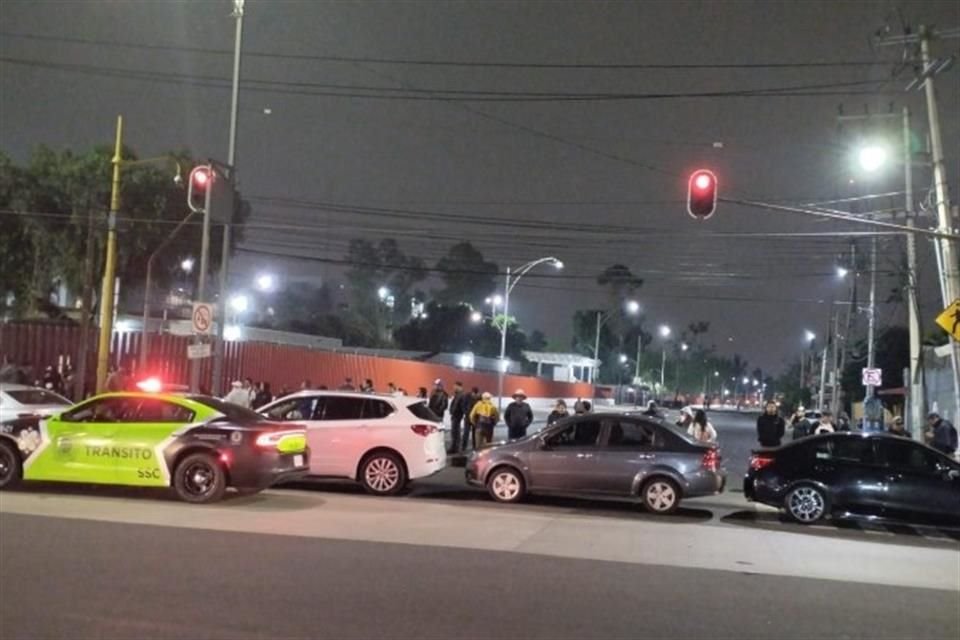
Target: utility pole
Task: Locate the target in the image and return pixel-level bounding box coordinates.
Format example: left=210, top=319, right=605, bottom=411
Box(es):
left=838, top=242, right=856, bottom=413
left=865, top=236, right=877, bottom=399
left=211, top=0, right=245, bottom=396
left=95, top=115, right=123, bottom=393
left=634, top=334, right=642, bottom=380
left=903, top=106, right=925, bottom=438
left=830, top=309, right=841, bottom=415
left=189, top=164, right=214, bottom=393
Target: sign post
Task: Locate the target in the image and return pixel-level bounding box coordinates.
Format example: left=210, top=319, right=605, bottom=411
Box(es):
left=935, top=299, right=960, bottom=342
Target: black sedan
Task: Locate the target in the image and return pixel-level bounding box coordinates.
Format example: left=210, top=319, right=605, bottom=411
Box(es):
left=744, top=432, right=960, bottom=524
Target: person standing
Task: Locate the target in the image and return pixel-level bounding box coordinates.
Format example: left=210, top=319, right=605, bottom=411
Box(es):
left=339, top=377, right=356, bottom=391
left=790, top=406, right=811, bottom=440
left=688, top=409, right=717, bottom=444
left=469, top=392, right=500, bottom=448
left=675, top=406, right=695, bottom=431
left=888, top=416, right=910, bottom=438
left=756, top=400, right=786, bottom=448
left=547, top=399, right=569, bottom=425
left=461, top=386, right=480, bottom=451
left=428, top=379, right=449, bottom=423
left=813, top=411, right=836, bottom=435
left=448, top=381, right=466, bottom=454
left=360, top=378, right=374, bottom=393
left=224, top=380, right=251, bottom=407
left=925, top=412, right=958, bottom=455
left=105, top=365, right=129, bottom=393
left=253, top=382, right=273, bottom=409
left=504, top=389, right=534, bottom=440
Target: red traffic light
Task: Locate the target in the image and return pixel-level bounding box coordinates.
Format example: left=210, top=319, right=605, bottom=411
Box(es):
left=687, top=169, right=717, bottom=220
left=187, top=165, right=213, bottom=213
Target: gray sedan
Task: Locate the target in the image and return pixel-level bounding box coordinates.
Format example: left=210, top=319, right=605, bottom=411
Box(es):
left=466, top=412, right=726, bottom=514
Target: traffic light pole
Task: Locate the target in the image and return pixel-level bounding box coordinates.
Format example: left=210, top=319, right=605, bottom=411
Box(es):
left=189, top=164, right=214, bottom=393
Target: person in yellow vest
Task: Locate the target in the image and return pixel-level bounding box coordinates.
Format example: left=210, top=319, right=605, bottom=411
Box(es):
left=469, top=391, right=501, bottom=448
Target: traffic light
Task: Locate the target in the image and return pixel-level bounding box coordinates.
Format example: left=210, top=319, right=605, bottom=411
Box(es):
left=187, top=165, right=212, bottom=213
left=687, top=169, right=717, bottom=220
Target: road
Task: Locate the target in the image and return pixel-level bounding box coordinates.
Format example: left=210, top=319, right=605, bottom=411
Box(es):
left=1, top=410, right=958, bottom=639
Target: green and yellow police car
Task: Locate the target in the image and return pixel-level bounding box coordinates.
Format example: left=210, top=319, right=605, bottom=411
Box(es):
left=0, top=391, right=309, bottom=503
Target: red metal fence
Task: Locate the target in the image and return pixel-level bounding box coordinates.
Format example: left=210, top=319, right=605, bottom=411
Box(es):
left=0, top=323, right=594, bottom=399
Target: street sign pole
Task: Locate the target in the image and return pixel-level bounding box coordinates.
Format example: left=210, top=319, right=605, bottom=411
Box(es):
left=189, top=165, right=214, bottom=393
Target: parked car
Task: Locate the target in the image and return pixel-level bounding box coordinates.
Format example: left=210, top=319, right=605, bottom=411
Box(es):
left=0, top=392, right=309, bottom=503
left=744, top=432, right=960, bottom=524
left=259, top=391, right=446, bottom=496
left=465, top=412, right=725, bottom=514
left=0, top=383, right=71, bottom=423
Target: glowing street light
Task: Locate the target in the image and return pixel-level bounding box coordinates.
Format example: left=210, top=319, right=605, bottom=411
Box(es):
left=619, top=353, right=628, bottom=363
left=229, top=294, right=249, bottom=313
left=804, top=330, right=816, bottom=343
left=377, top=286, right=390, bottom=300
left=469, top=310, right=483, bottom=324
left=659, top=325, right=671, bottom=338
left=255, top=273, right=275, bottom=292
left=180, top=257, right=194, bottom=273
left=857, top=144, right=888, bottom=172
left=742, top=377, right=750, bottom=385
left=625, top=299, right=641, bottom=315
left=681, top=342, right=689, bottom=352
left=836, top=266, right=849, bottom=279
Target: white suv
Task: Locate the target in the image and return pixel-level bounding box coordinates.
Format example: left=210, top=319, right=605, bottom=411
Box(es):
left=259, top=391, right=447, bottom=495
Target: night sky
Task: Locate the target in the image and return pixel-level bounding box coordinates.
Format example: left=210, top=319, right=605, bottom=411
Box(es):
left=2, top=0, right=958, bottom=373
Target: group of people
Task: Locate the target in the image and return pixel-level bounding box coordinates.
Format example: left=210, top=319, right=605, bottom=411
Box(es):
left=223, top=378, right=275, bottom=409
left=423, top=379, right=532, bottom=453
left=755, top=400, right=958, bottom=455
left=674, top=405, right=718, bottom=444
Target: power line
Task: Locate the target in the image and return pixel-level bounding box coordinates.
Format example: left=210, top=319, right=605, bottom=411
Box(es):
left=0, top=31, right=894, bottom=70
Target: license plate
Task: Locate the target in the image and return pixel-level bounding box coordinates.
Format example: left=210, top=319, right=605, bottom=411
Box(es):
left=293, top=454, right=304, bottom=467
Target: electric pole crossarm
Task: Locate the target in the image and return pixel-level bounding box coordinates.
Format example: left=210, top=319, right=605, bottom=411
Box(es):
left=721, top=197, right=960, bottom=240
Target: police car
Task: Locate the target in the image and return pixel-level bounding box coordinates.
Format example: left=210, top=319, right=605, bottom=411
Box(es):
left=0, top=392, right=309, bottom=503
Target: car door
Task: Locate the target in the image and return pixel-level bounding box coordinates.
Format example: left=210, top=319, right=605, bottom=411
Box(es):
left=808, top=436, right=886, bottom=515
left=315, top=396, right=367, bottom=477
left=112, top=398, right=196, bottom=487
left=876, top=438, right=960, bottom=518
left=25, top=396, right=132, bottom=484
left=526, top=417, right=603, bottom=493
left=262, top=395, right=326, bottom=469
left=591, top=418, right=660, bottom=495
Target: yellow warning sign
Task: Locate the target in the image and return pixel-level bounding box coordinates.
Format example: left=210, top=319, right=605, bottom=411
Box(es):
left=935, top=299, right=960, bottom=342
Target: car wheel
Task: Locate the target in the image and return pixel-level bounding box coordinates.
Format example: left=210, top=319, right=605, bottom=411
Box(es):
left=642, top=477, right=681, bottom=515
left=0, top=441, right=22, bottom=489
left=173, top=452, right=227, bottom=504
left=487, top=466, right=525, bottom=503
left=784, top=484, right=829, bottom=524
left=359, top=451, right=407, bottom=496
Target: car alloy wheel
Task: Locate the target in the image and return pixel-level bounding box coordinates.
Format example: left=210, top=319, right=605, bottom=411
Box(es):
left=0, top=441, right=22, bottom=489
left=360, top=452, right=407, bottom=496
left=173, top=452, right=227, bottom=504
left=786, top=485, right=827, bottom=523
left=487, top=467, right=524, bottom=503
left=643, top=478, right=679, bottom=514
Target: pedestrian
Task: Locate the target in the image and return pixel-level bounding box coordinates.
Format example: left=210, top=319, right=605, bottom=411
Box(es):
left=41, top=365, right=64, bottom=394
left=360, top=378, right=374, bottom=393
left=676, top=406, right=695, bottom=431
left=386, top=382, right=402, bottom=396
left=0, top=356, right=17, bottom=383
left=461, top=386, right=480, bottom=451
left=469, top=391, right=500, bottom=448
left=813, top=410, right=836, bottom=435
left=925, top=412, right=958, bottom=455
left=417, top=387, right=427, bottom=399
left=253, top=382, right=273, bottom=409
left=279, top=385, right=292, bottom=398
left=504, top=388, right=533, bottom=440
left=428, top=379, right=449, bottom=422
left=448, top=381, right=466, bottom=454
left=339, top=377, right=355, bottom=391
left=642, top=400, right=660, bottom=418
left=574, top=398, right=586, bottom=415
left=547, top=399, right=569, bottom=425
left=756, top=400, right=786, bottom=448
left=244, top=377, right=256, bottom=406
left=300, top=379, right=312, bottom=390
left=790, top=406, right=811, bottom=439
left=837, top=411, right=852, bottom=432
left=224, top=380, right=251, bottom=407
left=688, top=409, right=717, bottom=444
left=888, top=416, right=910, bottom=438
left=105, top=365, right=128, bottom=393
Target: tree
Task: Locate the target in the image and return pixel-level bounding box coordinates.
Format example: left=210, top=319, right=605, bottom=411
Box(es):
left=393, top=302, right=530, bottom=360
left=344, top=238, right=426, bottom=340
left=433, top=242, right=499, bottom=307
left=841, top=326, right=909, bottom=408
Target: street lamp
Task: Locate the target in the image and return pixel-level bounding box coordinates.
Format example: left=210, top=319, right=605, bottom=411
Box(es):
left=619, top=353, right=628, bottom=363
left=181, top=258, right=195, bottom=273
left=593, top=298, right=640, bottom=383
left=255, top=273, right=275, bottom=292
left=836, top=266, right=849, bottom=278
left=378, top=286, right=390, bottom=300
left=469, top=310, right=483, bottom=324
left=659, top=325, right=671, bottom=338
left=857, top=144, right=888, bottom=173
left=230, top=294, right=249, bottom=314
left=496, top=256, right=563, bottom=409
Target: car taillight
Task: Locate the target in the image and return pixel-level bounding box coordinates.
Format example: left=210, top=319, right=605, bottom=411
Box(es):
left=702, top=448, right=720, bottom=472
left=410, top=424, right=438, bottom=437
left=255, top=430, right=306, bottom=448
left=750, top=453, right=776, bottom=471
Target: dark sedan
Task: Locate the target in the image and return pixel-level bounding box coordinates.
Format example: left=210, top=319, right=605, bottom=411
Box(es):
left=744, top=432, right=960, bottom=524
left=466, top=412, right=725, bottom=514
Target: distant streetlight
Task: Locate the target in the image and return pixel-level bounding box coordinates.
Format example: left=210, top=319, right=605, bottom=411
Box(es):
left=619, top=353, right=628, bottom=363
left=625, top=299, right=641, bottom=314
left=486, top=294, right=503, bottom=307
left=713, top=370, right=719, bottom=377
left=681, top=342, right=689, bottom=351
left=229, top=294, right=249, bottom=313
left=377, top=286, right=390, bottom=300
left=857, top=144, right=888, bottom=172
left=255, top=273, right=275, bottom=291
left=659, top=325, right=671, bottom=338
left=742, top=377, right=750, bottom=385
left=804, top=330, right=816, bottom=343
left=469, top=310, right=483, bottom=324
left=224, top=324, right=242, bottom=341
left=180, top=257, right=195, bottom=273
left=836, top=266, right=849, bottom=279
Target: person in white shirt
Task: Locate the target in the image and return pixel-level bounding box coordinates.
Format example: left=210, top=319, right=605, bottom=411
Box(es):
left=224, top=380, right=251, bottom=408
left=813, top=410, right=836, bottom=435
left=688, top=409, right=718, bottom=444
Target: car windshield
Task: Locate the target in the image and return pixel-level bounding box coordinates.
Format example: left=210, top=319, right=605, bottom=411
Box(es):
left=188, top=395, right=268, bottom=425
left=406, top=400, right=441, bottom=423
left=6, top=389, right=70, bottom=406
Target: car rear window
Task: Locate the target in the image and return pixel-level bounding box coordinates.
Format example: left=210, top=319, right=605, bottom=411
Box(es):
left=407, top=401, right=441, bottom=423
left=188, top=395, right=267, bottom=424
left=6, top=389, right=70, bottom=406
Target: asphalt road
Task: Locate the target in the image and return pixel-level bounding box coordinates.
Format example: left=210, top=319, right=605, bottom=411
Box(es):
left=2, top=512, right=957, bottom=640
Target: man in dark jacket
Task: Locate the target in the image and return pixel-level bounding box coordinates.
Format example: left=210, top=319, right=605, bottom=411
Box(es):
left=428, top=379, right=449, bottom=424
left=448, top=381, right=465, bottom=454
left=926, top=412, right=958, bottom=455
left=461, top=387, right=480, bottom=451
left=504, top=389, right=534, bottom=440
left=756, top=400, right=786, bottom=447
